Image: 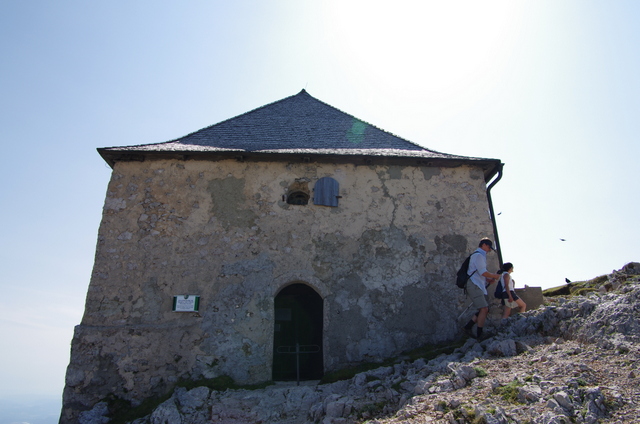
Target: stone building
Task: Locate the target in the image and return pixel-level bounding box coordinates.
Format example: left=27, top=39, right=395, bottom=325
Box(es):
left=61, top=90, right=503, bottom=422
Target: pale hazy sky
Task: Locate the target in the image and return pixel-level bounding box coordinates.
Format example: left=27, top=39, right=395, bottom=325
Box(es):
left=1, top=0, right=639, bottom=406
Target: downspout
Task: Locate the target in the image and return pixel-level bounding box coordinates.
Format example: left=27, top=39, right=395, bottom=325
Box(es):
left=486, top=163, right=504, bottom=267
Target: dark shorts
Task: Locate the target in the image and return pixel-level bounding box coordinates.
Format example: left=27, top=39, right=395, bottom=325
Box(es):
left=500, top=291, right=519, bottom=305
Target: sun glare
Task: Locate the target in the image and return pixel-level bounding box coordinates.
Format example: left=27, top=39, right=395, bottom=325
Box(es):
left=321, top=2, right=526, bottom=107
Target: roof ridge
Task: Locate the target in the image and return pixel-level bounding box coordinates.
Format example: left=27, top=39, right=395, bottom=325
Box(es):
left=163, top=90, right=436, bottom=153
left=99, top=90, right=485, bottom=162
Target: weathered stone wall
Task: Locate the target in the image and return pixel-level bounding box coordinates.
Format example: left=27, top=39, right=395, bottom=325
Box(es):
left=61, top=158, right=498, bottom=421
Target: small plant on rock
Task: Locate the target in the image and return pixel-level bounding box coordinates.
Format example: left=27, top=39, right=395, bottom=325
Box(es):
left=474, top=366, right=488, bottom=377
left=391, top=379, right=406, bottom=391
left=435, top=400, right=449, bottom=412
left=472, top=416, right=487, bottom=424
left=617, top=345, right=630, bottom=354
left=465, top=406, right=488, bottom=424
left=452, top=408, right=464, bottom=420
left=365, top=375, right=380, bottom=383
left=494, top=379, right=524, bottom=404
left=359, top=401, right=387, bottom=419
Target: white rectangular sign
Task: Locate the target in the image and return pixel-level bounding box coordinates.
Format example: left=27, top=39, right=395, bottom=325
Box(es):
left=172, top=295, right=200, bottom=312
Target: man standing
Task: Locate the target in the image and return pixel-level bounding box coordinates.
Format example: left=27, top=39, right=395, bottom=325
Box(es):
left=462, top=238, right=501, bottom=340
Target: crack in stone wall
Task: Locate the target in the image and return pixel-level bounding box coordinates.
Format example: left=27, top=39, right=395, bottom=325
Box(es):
left=62, top=158, right=498, bottom=423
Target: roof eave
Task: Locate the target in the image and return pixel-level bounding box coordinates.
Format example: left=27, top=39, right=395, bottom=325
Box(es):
left=98, top=148, right=502, bottom=182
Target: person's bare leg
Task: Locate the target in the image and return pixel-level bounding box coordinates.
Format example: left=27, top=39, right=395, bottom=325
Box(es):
left=502, top=304, right=511, bottom=319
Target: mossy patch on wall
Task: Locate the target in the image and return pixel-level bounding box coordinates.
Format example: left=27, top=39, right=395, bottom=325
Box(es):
left=207, top=177, right=257, bottom=229
left=421, top=167, right=441, bottom=181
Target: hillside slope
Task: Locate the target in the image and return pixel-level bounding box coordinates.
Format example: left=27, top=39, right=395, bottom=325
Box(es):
left=80, top=263, right=640, bottom=424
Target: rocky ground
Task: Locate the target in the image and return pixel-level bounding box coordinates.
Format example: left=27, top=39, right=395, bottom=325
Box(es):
left=81, top=264, right=640, bottom=424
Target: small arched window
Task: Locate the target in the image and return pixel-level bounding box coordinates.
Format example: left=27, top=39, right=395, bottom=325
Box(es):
left=286, top=191, right=309, bottom=205
left=313, top=177, right=339, bottom=207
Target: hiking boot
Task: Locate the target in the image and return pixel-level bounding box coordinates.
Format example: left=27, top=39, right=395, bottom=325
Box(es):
left=463, top=327, right=476, bottom=338
left=477, top=331, right=494, bottom=342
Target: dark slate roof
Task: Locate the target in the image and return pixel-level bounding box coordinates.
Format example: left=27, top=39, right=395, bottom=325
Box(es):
left=99, top=90, right=502, bottom=180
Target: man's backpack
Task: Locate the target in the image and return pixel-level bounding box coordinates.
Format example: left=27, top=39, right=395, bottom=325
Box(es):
left=456, top=252, right=479, bottom=289
left=494, top=276, right=504, bottom=298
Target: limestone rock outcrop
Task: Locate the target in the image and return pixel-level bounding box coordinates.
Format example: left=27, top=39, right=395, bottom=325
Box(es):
left=81, top=264, right=640, bottom=423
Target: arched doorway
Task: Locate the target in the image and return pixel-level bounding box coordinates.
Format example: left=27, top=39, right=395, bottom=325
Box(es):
left=272, top=283, right=324, bottom=381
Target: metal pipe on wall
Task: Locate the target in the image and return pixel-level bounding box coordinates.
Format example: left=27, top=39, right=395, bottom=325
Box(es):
left=486, top=163, right=504, bottom=267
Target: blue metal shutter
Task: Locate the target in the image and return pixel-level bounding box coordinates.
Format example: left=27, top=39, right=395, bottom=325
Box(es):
left=313, top=177, right=339, bottom=207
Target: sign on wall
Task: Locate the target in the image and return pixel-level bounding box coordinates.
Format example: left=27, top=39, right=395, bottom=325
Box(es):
left=172, top=295, right=200, bottom=312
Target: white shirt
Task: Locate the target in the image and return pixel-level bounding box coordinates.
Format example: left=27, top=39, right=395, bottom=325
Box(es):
left=501, top=273, right=514, bottom=292
left=468, top=248, right=488, bottom=295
